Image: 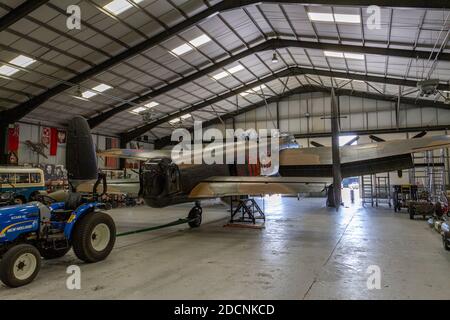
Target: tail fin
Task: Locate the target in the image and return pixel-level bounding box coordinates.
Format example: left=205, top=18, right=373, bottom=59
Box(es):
left=66, top=116, right=98, bottom=188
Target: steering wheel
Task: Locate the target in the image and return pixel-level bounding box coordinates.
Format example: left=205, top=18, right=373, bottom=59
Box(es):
left=35, top=194, right=57, bottom=205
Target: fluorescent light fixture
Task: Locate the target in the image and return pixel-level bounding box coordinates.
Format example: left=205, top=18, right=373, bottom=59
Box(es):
left=171, top=43, right=193, bottom=56
left=212, top=71, right=229, bottom=80
left=145, top=101, right=159, bottom=108
left=344, top=53, right=365, bottom=60
left=324, top=51, right=344, bottom=58
left=104, top=0, right=143, bottom=15
left=189, top=34, right=211, bottom=47
left=10, top=55, right=36, bottom=68
left=81, top=83, right=112, bottom=99
left=131, top=107, right=148, bottom=114
left=308, top=12, right=361, bottom=24
left=181, top=114, right=191, bottom=120
left=0, top=65, right=19, bottom=76
left=308, top=12, right=334, bottom=22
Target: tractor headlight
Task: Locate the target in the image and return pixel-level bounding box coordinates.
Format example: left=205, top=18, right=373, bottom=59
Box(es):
left=0, top=192, right=12, bottom=200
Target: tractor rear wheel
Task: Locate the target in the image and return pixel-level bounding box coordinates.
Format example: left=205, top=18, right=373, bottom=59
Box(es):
left=0, top=244, right=41, bottom=288
left=72, top=212, right=116, bottom=263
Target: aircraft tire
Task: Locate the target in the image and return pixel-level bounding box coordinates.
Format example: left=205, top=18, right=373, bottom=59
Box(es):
left=188, top=206, right=202, bottom=228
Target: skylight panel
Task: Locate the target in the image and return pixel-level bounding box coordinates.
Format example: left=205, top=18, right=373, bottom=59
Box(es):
left=325, top=51, right=365, bottom=60
left=212, top=64, right=245, bottom=81
left=308, top=12, right=361, bottom=24
left=212, top=71, right=229, bottom=80
left=189, top=34, right=211, bottom=47
left=0, top=65, right=19, bottom=76
left=344, top=53, right=365, bottom=60
left=334, top=14, right=361, bottom=24
left=104, top=0, right=132, bottom=15
left=81, top=83, right=112, bottom=99
left=145, top=102, right=159, bottom=108
left=171, top=43, right=193, bottom=56
left=131, top=107, right=147, bottom=114
left=324, top=51, right=345, bottom=58
left=92, top=84, right=113, bottom=92
left=10, top=55, right=36, bottom=68
left=308, top=12, right=334, bottom=22
left=228, top=65, right=244, bottom=74
left=82, top=91, right=97, bottom=99
left=240, top=84, right=267, bottom=96
left=104, top=0, right=143, bottom=15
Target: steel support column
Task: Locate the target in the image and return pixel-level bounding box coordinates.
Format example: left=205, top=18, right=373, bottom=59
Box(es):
left=330, top=88, right=342, bottom=209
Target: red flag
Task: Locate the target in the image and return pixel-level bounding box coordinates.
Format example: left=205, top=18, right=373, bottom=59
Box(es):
left=7, top=124, right=19, bottom=152
left=50, top=127, right=58, bottom=156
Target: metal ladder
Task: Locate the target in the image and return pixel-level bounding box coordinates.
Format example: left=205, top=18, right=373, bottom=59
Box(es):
left=360, top=175, right=374, bottom=207
left=410, top=150, right=447, bottom=201
left=375, top=174, right=391, bottom=207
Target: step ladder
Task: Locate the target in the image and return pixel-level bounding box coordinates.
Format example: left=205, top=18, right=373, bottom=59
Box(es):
left=375, top=174, right=391, bottom=207
left=360, top=175, right=374, bottom=207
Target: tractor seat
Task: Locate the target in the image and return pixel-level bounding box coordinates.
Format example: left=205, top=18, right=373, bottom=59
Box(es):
left=52, top=192, right=82, bottom=219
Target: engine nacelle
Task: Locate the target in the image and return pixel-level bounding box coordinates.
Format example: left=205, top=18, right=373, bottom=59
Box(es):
left=141, top=158, right=181, bottom=203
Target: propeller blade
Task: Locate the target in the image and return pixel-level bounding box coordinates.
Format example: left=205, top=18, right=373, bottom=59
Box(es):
left=310, top=141, right=325, bottom=147
left=369, top=135, right=385, bottom=143
left=66, top=116, right=98, bottom=189
left=344, top=136, right=360, bottom=146
left=411, top=131, right=427, bottom=139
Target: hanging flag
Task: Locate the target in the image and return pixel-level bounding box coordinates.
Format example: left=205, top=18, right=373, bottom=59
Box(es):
left=50, top=127, right=58, bottom=156
left=57, top=130, right=66, bottom=144
left=7, top=124, right=19, bottom=152
left=41, top=127, right=51, bottom=147
left=105, top=137, right=119, bottom=168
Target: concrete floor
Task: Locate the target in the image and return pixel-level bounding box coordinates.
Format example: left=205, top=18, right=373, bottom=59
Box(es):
left=0, top=194, right=449, bottom=299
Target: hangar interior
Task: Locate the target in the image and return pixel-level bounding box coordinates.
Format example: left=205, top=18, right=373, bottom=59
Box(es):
left=0, top=0, right=449, bottom=299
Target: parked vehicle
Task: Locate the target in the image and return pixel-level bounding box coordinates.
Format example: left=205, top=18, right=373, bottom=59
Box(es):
left=0, top=167, right=46, bottom=204
left=0, top=192, right=116, bottom=287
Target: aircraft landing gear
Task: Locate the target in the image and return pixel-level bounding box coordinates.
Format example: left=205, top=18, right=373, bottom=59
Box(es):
left=188, top=201, right=202, bottom=228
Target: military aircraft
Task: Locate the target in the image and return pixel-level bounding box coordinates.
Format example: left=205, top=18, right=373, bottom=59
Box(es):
left=67, top=116, right=450, bottom=227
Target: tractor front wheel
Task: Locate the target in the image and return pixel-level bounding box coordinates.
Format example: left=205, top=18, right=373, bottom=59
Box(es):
left=72, top=212, right=116, bottom=263
left=0, top=244, right=41, bottom=288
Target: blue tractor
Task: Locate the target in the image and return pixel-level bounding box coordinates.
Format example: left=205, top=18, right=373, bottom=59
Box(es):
left=0, top=193, right=116, bottom=287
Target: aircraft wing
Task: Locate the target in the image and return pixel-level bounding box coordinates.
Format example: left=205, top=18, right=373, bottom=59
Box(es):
left=188, top=176, right=331, bottom=198
left=97, top=148, right=172, bottom=161
left=279, top=135, right=450, bottom=178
